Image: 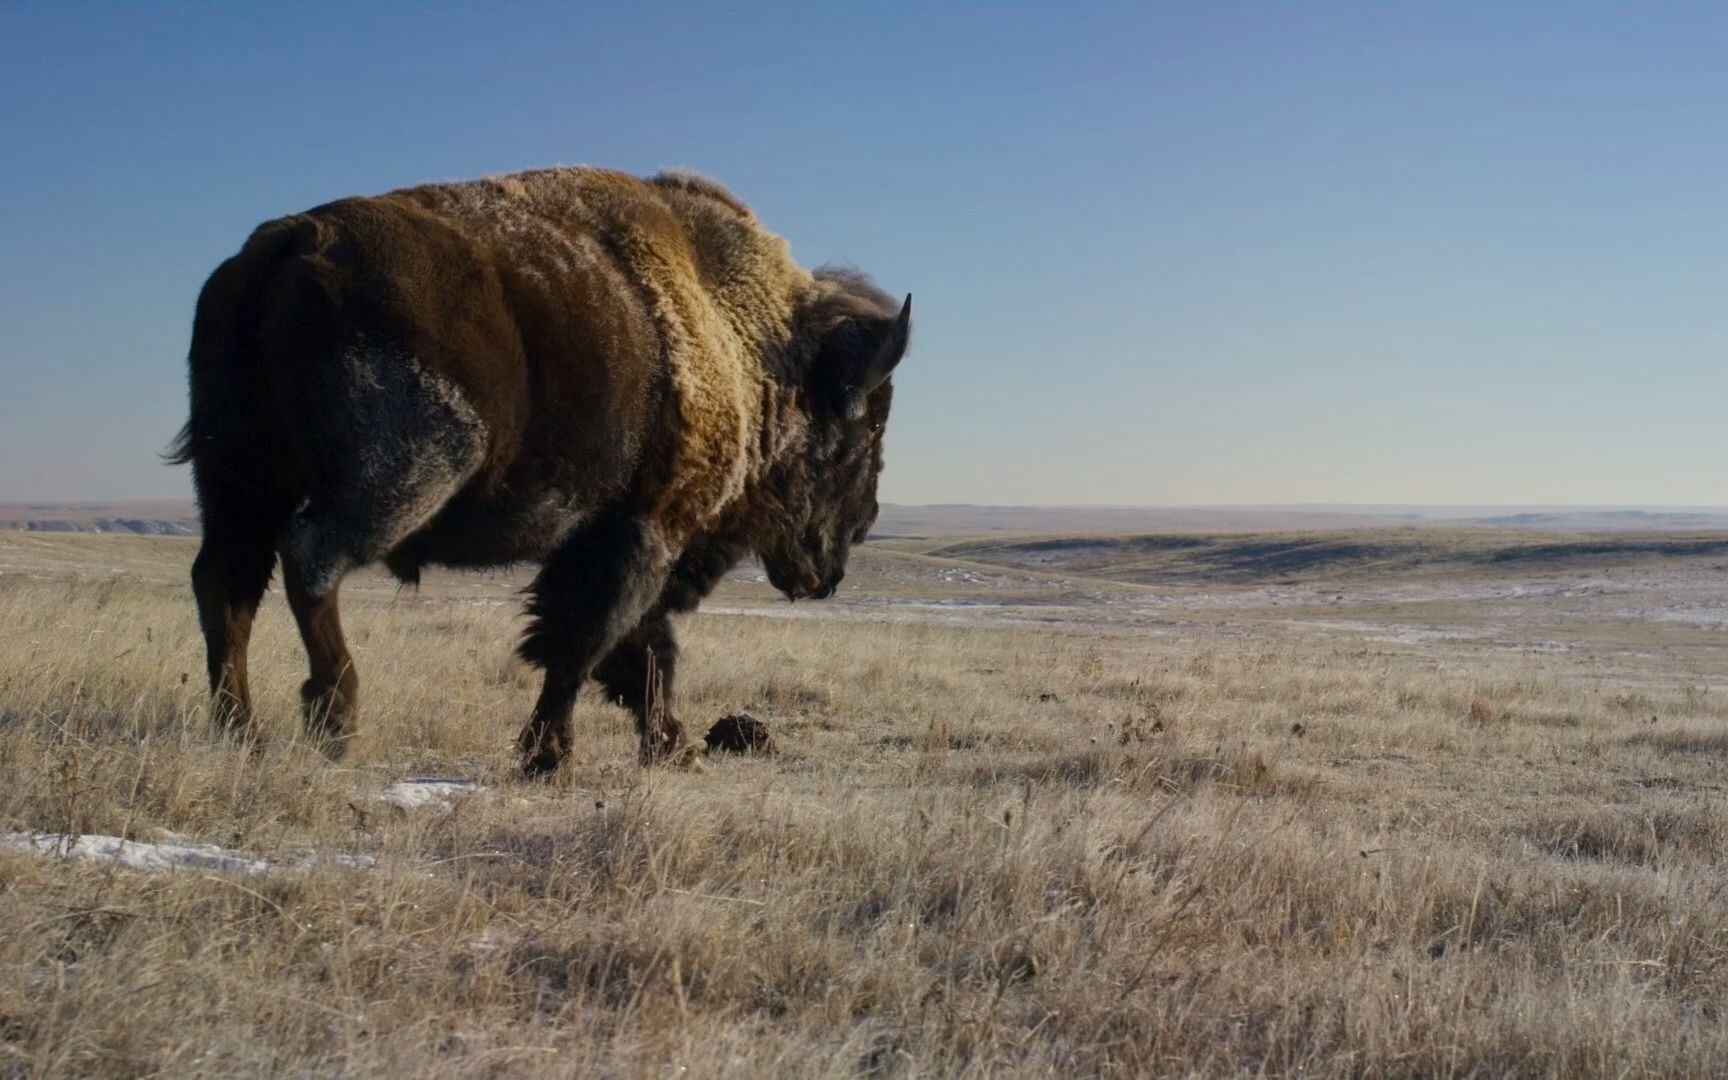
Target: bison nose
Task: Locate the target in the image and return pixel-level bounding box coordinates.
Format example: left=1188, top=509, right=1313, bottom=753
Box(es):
left=812, top=582, right=836, bottom=600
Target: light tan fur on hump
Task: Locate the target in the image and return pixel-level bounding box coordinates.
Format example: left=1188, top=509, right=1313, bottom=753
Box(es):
left=389, top=166, right=812, bottom=544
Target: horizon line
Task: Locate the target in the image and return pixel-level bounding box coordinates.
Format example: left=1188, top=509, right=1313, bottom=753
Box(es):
left=5, top=499, right=1728, bottom=513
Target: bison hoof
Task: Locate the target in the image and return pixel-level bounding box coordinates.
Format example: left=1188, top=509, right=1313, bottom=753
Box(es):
left=315, top=730, right=354, bottom=761
left=300, top=680, right=356, bottom=759
left=521, top=747, right=565, bottom=779
left=638, top=720, right=686, bottom=766
left=518, top=729, right=567, bottom=779
left=210, top=695, right=256, bottom=738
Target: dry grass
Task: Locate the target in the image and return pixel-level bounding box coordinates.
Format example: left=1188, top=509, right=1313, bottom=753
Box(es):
left=4, top=533, right=1728, bottom=1076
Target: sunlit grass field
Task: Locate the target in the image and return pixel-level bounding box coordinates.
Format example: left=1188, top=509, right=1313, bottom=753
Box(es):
left=3, top=531, right=1728, bottom=1076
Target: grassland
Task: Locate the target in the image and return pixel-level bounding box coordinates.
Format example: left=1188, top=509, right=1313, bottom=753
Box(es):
left=3, top=528, right=1728, bottom=1076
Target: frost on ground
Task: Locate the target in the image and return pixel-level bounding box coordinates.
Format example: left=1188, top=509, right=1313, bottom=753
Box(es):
left=377, top=778, right=481, bottom=810
left=1, top=833, right=271, bottom=875
left=0, top=832, right=374, bottom=876
left=0, top=779, right=483, bottom=878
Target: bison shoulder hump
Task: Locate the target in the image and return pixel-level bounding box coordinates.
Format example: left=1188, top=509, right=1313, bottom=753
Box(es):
left=648, top=170, right=756, bottom=219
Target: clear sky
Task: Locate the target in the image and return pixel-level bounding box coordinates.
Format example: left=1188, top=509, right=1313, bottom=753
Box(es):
left=1, top=2, right=1723, bottom=505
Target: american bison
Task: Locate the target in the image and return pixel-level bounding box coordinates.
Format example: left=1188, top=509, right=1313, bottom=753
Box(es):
left=168, top=167, right=910, bottom=775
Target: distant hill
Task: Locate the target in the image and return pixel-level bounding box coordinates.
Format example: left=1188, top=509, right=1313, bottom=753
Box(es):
left=6, top=501, right=1727, bottom=540
left=928, top=529, right=1728, bottom=586
left=871, top=504, right=1728, bottom=538
left=0, top=501, right=199, bottom=536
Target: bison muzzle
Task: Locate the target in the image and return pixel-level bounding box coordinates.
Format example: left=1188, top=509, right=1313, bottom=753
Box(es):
left=169, top=166, right=910, bottom=775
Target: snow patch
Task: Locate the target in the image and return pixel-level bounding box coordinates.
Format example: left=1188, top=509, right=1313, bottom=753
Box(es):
left=378, top=778, right=481, bottom=810
left=0, top=832, right=374, bottom=876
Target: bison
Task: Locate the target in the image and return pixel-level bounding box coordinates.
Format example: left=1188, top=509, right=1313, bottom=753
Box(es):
left=168, top=166, right=910, bottom=775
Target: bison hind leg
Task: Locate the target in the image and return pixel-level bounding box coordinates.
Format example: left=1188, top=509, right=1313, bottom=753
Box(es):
left=279, top=348, right=488, bottom=756
left=190, top=508, right=286, bottom=741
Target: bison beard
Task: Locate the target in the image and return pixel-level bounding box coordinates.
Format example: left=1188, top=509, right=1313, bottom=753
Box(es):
left=169, top=166, right=910, bottom=775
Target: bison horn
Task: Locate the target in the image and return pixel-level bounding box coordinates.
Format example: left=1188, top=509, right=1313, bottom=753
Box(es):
left=854, top=294, right=912, bottom=399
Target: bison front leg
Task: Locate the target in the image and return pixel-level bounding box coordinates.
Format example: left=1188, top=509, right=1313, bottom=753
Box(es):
left=516, top=514, right=674, bottom=776
left=593, top=611, right=685, bottom=765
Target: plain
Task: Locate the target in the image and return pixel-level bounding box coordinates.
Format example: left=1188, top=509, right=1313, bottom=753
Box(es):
left=2, top=527, right=1727, bottom=1076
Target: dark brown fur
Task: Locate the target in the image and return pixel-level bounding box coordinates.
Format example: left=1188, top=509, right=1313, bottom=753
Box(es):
left=170, top=166, right=910, bottom=773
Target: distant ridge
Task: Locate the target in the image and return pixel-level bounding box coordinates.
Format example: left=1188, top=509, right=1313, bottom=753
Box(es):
left=872, top=504, right=1728, bottom=537
left=12, top=518, right=197, bottom=536
left=0, top=501, right=200, bottom=536
left=927, top=530, right=1728, bottom=587
left=1472, top=510, right=1728, bottom=529
left=5, top=501, right=1727, bottom=539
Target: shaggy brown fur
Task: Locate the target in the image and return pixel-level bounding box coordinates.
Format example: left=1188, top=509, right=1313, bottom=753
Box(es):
left=169, top=166, right=910, bottom=774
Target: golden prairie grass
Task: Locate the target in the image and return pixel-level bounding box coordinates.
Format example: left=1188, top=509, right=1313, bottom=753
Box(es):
left=2, top=533, right=1728, bottom=1076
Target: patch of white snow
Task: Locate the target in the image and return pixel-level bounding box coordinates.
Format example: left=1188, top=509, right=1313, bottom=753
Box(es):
left=378, top=778, right=481, bottom=810
left=1, top=832, right=376, bottom=876
left=2, top=832, right=272, bottom=875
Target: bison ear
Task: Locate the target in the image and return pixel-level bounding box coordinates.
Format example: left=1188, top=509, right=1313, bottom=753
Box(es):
left=822, top=295, right=911, bottom=414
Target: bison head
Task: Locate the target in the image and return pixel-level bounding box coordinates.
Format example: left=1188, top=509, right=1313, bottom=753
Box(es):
left=755, top=272, right=911, bottom=601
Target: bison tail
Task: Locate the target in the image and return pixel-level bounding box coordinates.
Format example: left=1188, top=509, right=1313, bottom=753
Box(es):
left=161, top=419, right=196, bottom=467
left=167, top=217, right=316, bottom=484
left=162, top=410, right=205, bottom=466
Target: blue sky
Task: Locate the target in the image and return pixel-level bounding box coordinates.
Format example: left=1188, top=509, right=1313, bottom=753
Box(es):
left=1, top=2, right=1723, bottom=505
